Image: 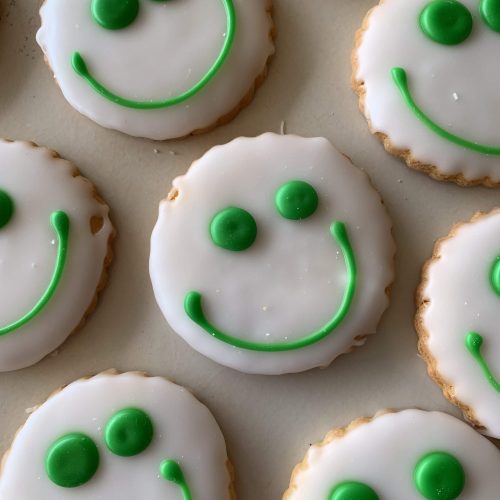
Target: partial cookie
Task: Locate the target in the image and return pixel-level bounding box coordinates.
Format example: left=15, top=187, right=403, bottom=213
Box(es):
left=353, top=0, right=500, bottom=186
left=284, top=409, right=500, bottom=499
left=416, top=208, right=500, bottom=438
left=0, top=371, right=233, bottom=499
left=0, top=140, right=113, bottom=371
left=150, top=133, right=394, bottom=375
left=36, top=0, right=274, bottom=140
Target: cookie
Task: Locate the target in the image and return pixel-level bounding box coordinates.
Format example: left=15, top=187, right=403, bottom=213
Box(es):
left=150, top=133, right=394, bottom=375
left=353, top=0, right=500, bottom=186
left=283, top=409, right=500, bottom=499
left=416, top=208, right=500, bottom=438
left=0, top=140, right=113, bottom=371
left=0, top=371, right=233, bottom=499
left=36, top=0, right=274, bottom=140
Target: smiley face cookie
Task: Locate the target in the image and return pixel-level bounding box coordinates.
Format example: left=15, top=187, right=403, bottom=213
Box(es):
left=0, top=140, right=113, bottom=371
left=283, top=409, right=500, bottom=499
left=354, top=0, right=500, bottom=185
left=36, top=0, right=274, bottom=140
left=0, top=371, right=233, bottom=499
left=416, top=208, right=500, bottom=438
left=149, top=133, right=394, bottom=375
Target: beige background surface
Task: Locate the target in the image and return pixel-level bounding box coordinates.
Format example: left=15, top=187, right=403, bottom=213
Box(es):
left=1, top=1, right=500, bottom=499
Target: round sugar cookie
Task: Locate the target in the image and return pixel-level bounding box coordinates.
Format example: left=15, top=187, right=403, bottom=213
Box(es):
left=0, top=140, right=113, bottom=371
left=0, top=371, right=233, bottom=499
left=353, top=0, right=500, bottom=186
left=416, top=208, right=500, bottom=438
left=149, top=133, right=395, bottom=375
left=36, top=0, right=274, bottom=140
left=284, top=409, right=500, bottom=499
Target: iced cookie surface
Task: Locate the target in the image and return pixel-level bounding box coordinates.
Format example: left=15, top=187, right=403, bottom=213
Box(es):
left=150, top=133, right=394, bottom=374
left=37, top=0, right=274, bottom=140
left=0, top=140, right=113, bottom=371
left=0, top=371, right=232, bottom=499
left=354, top=0, right=500, bottom=185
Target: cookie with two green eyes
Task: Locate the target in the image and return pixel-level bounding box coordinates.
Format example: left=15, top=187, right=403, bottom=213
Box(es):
left=0, top=140, right=113, bottom=372
left=416, top=208, right=500, bottom=438
left=354, top=0, right=500, bottom=186
left=36, top=0, right=274, bottom=140
left=0, top=371, right=234, bottom=499
left=149, top=133, right=395, bottom=375
left=283, top=409, right=500, bottom=499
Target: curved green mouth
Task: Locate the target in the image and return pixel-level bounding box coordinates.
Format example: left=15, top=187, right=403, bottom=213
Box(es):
left=392, top=67, right=500, bottom=155
left=184, top=221, right=357, bottom=352
left=71, top=0, right=236, bottom=110
left=0, top=211, right=69, bottom=336
left=160, top=459, right=192, bottom=500
left=465, top=332, right=500, bottom=392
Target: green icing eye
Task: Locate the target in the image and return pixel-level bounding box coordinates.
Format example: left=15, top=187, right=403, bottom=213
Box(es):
left=275, top=180, right=319, bottom=220
left=91, top=0, right=140, bottom=30
left=104, top=408, right=154, bottom=457
left=481, top=0, right=500, bottom=32
left=490, top=256, right=500, bottom=296
left=419, top=0, right=473, bottom=45
left=210, top=207, right=257, bottom=252
left=329, top=481, right=379, bottom=500
left=0, top=189, right=14, bottom=229
left=414, top=451, right=465, bottom=500
left=45, top=433, right=99, bottom=488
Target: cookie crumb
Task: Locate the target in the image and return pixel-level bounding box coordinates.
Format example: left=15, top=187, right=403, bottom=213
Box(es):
left=153, top=148, right=160, bottom=154
left=280, top=120, right=286, bottom=135
left=452, top=92, right=459, bottom=101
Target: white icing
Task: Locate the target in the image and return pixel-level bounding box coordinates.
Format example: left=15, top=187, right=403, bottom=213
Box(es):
left=149, top=133, right=394, bottom=375
left=36, top=0, right=274, bottom=140
left=419, top=209, right=500, bottom=438
left=355, top=0, right=500, bottom=182
left=284, top=409, right=500, bottom=499
left=0, top=140, right=112, bottom=371
left=0, top=372, right=231, bottom=499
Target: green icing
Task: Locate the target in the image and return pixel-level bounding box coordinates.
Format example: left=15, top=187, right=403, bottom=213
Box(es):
left=45, top=433, right=99, bottom=488
left=0, top=211, right=69, bottom=336
left=414, top=451, right=465, bottom=500
left=0, top=189, right=14, bottom=229
left=104, top=408, right=154, bottom=457
left=72, top=0, right=236, bottom=109
left=329, top=481, right=379, bottom=500
left=480, top=0, right=500, bottom=32
left=392, top=67, right=500, bottom=155
left=465, top=332, right=500, bottom=392
left=275, top=180, right=319, bottom=220
left=184, top=221, right=356, bottom=352
left=419, top=0, right=473, bottom=45
left=160, top=460, right=193, bottom=500
left=490, top=256, right=500, bottom=296
left=210, top=207, right=257, bottom=252
left=91, top=0, right=139, bottom=30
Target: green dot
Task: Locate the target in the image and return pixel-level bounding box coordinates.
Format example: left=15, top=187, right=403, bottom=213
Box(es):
left=0, top=189, right=14, bottom=229
left=275, top=180, right=318, bottom=220
left=104, top=408, right=154, bottom=457
left=160, top=459, right=186, bottom=485
left=490, top=256, right=500, bottom=296
left=481, top=0, right=500, bottom=32
left=419, top=0, right=473, bottom=45
left=45, top=433, right=99, bottom=488
left=329, top=481, right=379, bottom=500
left=91, top=0, right=139, bottom=30
left=210, top=207, right=257, bottom=252
left=414, top=451, right=465, bottom=500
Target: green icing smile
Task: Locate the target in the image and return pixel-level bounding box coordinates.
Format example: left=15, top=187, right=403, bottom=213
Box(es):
left=392, top=67, right=500, bottom=155
left=184, top=221, right=357, bottom=352
left=0, top=211, right=70, bottom=336
left=72, top=0, right=236, bottom=110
